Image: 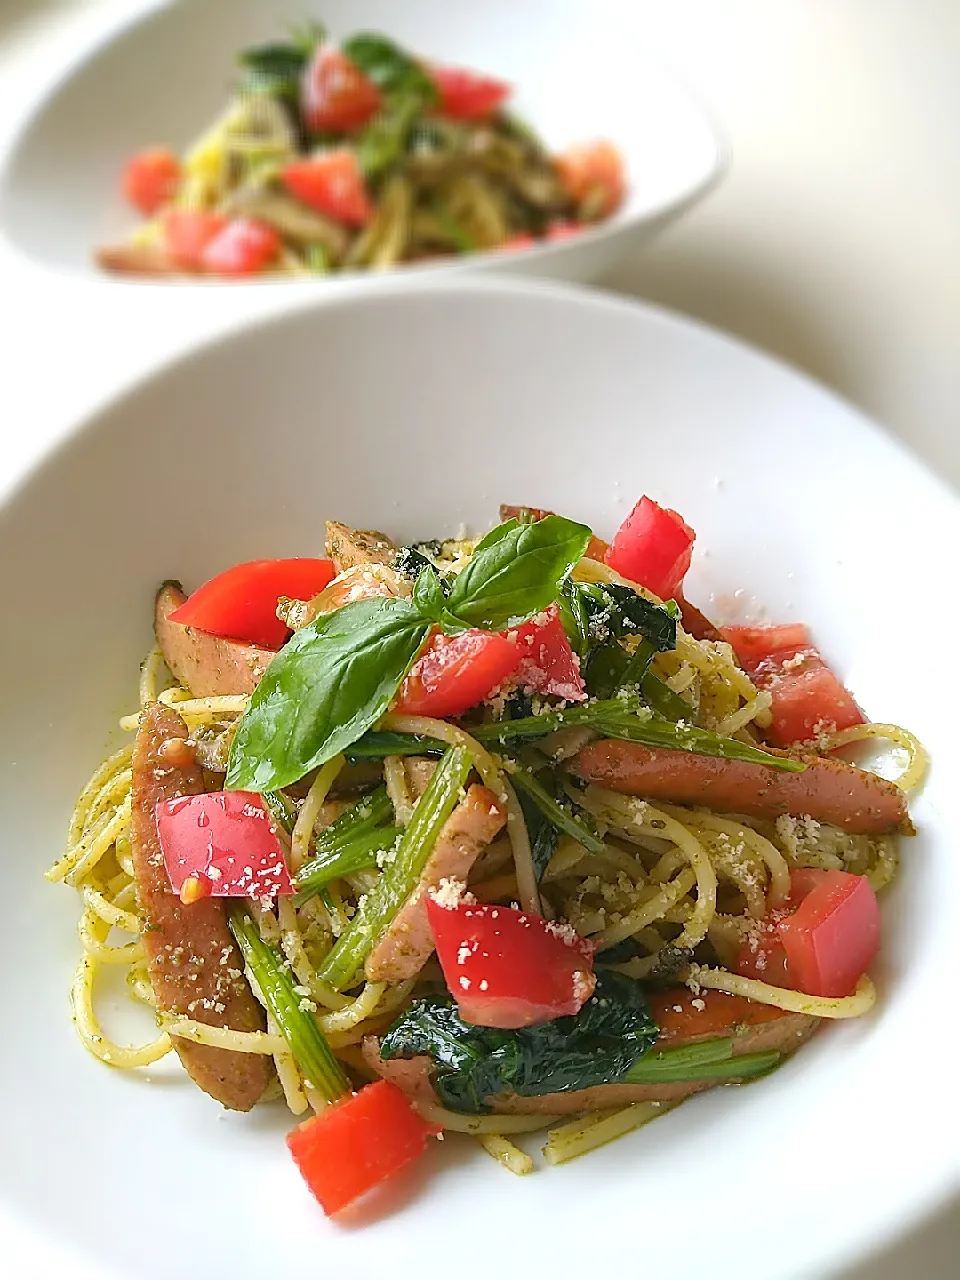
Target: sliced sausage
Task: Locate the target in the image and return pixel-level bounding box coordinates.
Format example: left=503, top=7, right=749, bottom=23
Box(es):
left=570, top=739, right=911, bottom=835
left=325, top=520, right=397, bottom=573
left=96, top=243, right=181, bottom=276
left=155, top=582, right=274, bottom=697
left=364, top=785, right=507, bottom=982
left=363, top=988, right=818, bottom=1114
left=676, top=594, right=724, bottom=643
left=130, top=703, right=271, bottom=1110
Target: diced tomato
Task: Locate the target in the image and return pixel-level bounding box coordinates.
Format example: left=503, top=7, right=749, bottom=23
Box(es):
left=431, top=64, right=511, bottom=120
left=779, top=869, right=880, bottom=998
left=121, top=147, right=181, bottom=214
left=554, top=140, right=625, bottom=217
left=545, top=219, right=585, bottom=242
left=301, top=45, right=382, bottom=132
left=287, top=1080, right=440, bottom=1216
left=168, top=558, right=336, bottom=648
left=198, top=217, right=281, bottom=276
left=498, top=233, right=537, bottom=252
left=737, top=868, right=880, bottom=998
left=282, top=150, right=373, bottom=227
left=605, top=495, right=696, bottom=601
left=505, top=604, right=586, bottom=701
left=155, top=791, right=293, bottom=901
left=160, top=209, right=227, bottom=270
left=426, top=891, right=596, bottom=1028
left=393, top=629, right=520, bottom=718
left=722, top=624, right=865, bottom=746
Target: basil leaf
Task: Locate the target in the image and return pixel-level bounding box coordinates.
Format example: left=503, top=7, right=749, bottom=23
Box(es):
left=444, top=515, right=592, bottom=632
left=412, top=565, right=446, bottom=620
left=341, top=31, right=438, bottom=101
left=237, top=23, right=325, bottom=101
left=226, top=598, right=430, bottom=791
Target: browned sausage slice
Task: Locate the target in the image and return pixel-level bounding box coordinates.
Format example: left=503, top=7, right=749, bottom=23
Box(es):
left=363, top=988, right=818, bottom=1114
left=676, top=594, right=725, bottom=643
left=131, top=703, right=272, bottom=1110
left=155, top=582, right=274, bottom=697
left=570, top=739, right=911, bottom=834
left=365, top=785, right=506, bottom=982
left=325, top=520, right=397, bottom=573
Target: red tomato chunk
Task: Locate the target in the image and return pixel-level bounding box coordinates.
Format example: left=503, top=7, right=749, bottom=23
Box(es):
left=122, top=148, right=181, bottom=214
left=431, top=65, right=511, bottom=120
left=198, top=217, right=281, bottom=276
left=287, top=1080, right=440, bottom=1216
left=723, top=624, right=864, bottom=746
left=168, top=558, right=336, bottom=648
left=554, top=140, right=625, bottom=217
left=738, top=868, right=879, bottom=998
left=426, top=889, right=596, bottom=1028
left=161, top=210, right=227, bottom=270
left=283, top=151, right=373, bottom=227
left=393, top=629, right=519, bottom=718
left=301, top=46, right=382, bottom=132
left=606, top=495, right=695, bottom=601
left=155, top=791, right=293, bottom=902
left=506, top=605, right=586, bottom=701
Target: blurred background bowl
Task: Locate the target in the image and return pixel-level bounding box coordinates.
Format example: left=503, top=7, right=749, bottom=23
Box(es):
left=0, top=0, right=721, bottom=284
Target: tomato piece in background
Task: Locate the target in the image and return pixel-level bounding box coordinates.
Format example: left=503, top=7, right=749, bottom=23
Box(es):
left=737, top=868, right=879, bottom=998
left=199, top=217, right=281, bottom=276
left=169, top=558, right=336, bottom=647
left=506, top=605, right=586, bottom=701
left=431, top=65, right=511, bottom=120
left=161, top=209, right=227, bottom=270
left=426, top=887, right=596, bottom=1028
left=155, top=791, right=293, bottom=902
left=393, top=629, right=519, bottom=718
left=497, top=233, right=537, bottom=252
left=545, top=219, right=585, bottom=242
left=122, top=147, right=181, bottom=214
left=554, top=140, right=625, bottom=217
left=723, top=624, right=865, bottom=746
left=282, top=150, right=373, bottom=227
left=300, top=45, right=382, bottom=132
left=287, top=1080, right=440, bottom=1216
left=605, top=495, right=696, bottom=601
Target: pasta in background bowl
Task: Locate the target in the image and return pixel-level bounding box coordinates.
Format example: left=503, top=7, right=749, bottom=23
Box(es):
left=0, top=0, right=721, bottom=283
left=1, top=279, right=958, bottom=1279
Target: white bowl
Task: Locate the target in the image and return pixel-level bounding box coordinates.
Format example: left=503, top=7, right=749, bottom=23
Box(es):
left=2, top=279, right=958, bottom=1280
left=0, top=0, right=721, bottom=283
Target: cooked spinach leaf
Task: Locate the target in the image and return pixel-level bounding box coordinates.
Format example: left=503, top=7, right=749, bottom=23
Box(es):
left=379, top=972, right=658, bottom=1113
left=516, top=787, right=560, bottom=880
left=341, top=31, right=438, bottom=101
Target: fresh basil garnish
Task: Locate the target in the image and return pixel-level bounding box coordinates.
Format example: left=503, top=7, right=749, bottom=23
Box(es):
left=237, top=23, right=325, bottom=101
left=443, top=515, right=591, bottom=632
left=412, top=565, right=447, bottom=620
left=226, top=597, right=430, bottom=791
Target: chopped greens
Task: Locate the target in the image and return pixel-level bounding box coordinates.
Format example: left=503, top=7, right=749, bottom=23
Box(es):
left=236, top=24, right=325, bottom=101
left=317, top=746, right=472, bottom=989
left=293, top=826, right=403, bottom=907
left=380, top=972, right=659, bottom=1113
left=624, top=1036, right=780, bottom=1084
left=471, top=694, right=805, bottom=772
left=228, top=906, right=349, bottom=1101
left=510, top=764, right=605, bottom=856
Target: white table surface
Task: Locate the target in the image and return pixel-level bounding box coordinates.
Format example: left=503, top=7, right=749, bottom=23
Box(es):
left=0, top=2, right=957, bottom=1276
